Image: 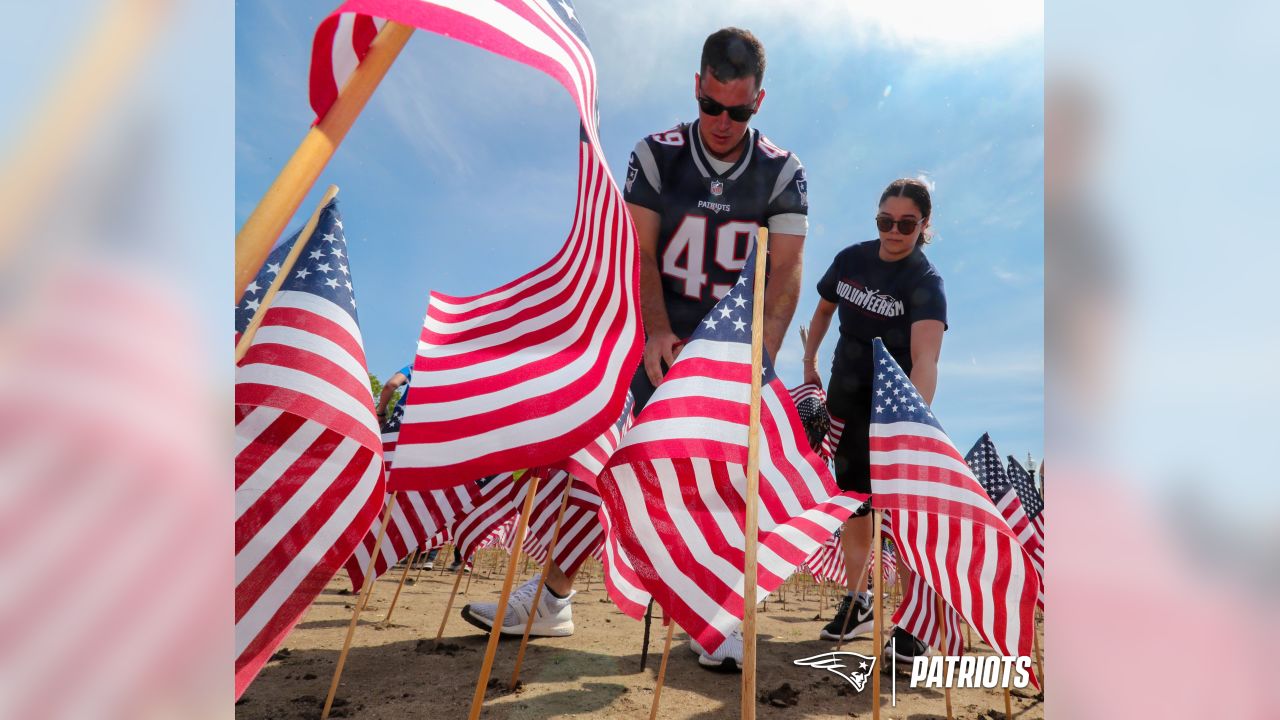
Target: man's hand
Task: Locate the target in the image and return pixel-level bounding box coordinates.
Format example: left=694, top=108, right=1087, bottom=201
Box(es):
left=644, top=329, right=683, bottom=387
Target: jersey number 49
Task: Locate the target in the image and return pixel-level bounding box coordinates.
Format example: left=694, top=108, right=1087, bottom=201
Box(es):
left=662, top=216, right=760, bottom=300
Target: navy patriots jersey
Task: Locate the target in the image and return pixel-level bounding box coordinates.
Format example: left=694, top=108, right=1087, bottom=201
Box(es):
left=624, top=120, right=808, bottom=340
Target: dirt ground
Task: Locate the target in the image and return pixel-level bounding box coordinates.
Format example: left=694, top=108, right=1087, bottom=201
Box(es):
left=237, top=550, right=1044, bottom=719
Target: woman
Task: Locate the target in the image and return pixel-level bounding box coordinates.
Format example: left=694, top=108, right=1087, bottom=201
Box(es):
left=802, top=178, right=947, bottom=662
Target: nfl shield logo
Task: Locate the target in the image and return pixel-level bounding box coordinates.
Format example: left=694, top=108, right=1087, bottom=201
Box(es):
left=710, top=180, right=724, bottom=196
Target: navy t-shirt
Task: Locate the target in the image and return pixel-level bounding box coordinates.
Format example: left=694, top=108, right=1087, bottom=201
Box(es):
left=816, top=240, right=947, bottom=399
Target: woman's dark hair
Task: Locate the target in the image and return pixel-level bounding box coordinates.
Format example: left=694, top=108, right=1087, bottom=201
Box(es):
left=880, top=178, right=934, bottom=244
left=701, top=28, right=766, bottom=87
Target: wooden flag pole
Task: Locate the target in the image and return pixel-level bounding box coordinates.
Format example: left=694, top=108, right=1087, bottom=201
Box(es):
left=936, top=594, right=953, bottom=720
left=235, top=184, right=339, bottom=363
left=467, top=471, right=543, bottom=720
left=0, top=0, right=163, bottom=266
left=322, top=492, right=397, bottom=720
left=434, top=560, right=470, bottom=647
left=1004, top=686, right=1013, bottom=719
left=414, top=547, right=432, bottom=584
left=234, top=21, right=413, bottom=302
left=376, top=549, right=418, bottom=627
left=871, top=512, right=883, bottom=720
left=740, top=227, right=770, bottom=720
left=1034, top=607, right=1044, bottom=688
left=648, top=617, right=677, bottom=720
left=510, top=475, right=575, bottom=689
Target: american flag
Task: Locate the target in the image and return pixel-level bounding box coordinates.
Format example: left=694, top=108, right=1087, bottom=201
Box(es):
left=452, top=469, right=604, bottom=576
left=478, top=518, right=516, bottom=552
left=803, top=530, right=847, bottom=587
left=894, top=572, right=965, bottom=657
left=234, top=200, right=384, bottom=699
left=515, top=473, right=606, bottom=576
left=803, top=531, right=896, bottom=591
left=451, top=472, right=521, bottom=561
left=880, top=538, right=898, bottom=589
left=343, top=397, right=481, bottom=593
left=1006, top=455, right=1045, bottom=607
left=596, top=247, right=867, bottom=654
left=1006, top=455, right=1044, bottom=542
left=310, top=0, right=642, bottom=489
left=788, top=383, right=834, bottom=460
left=966, top=434, right=1041, bottom=561
left=868, top=339, right=1040, bottom=681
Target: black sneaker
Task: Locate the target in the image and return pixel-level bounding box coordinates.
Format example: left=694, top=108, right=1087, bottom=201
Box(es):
left=883, top=627, right=929, bottom=665
left=820, top=595, right=874, bottom=641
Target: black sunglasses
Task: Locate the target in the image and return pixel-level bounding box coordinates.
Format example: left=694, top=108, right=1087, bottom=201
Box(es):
left=697, top=93, right=757, bottom=122
left=876, top=215, right=922, bottom=234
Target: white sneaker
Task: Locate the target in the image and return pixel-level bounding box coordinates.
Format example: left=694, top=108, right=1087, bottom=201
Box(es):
left=460, top=577, right=575, bottom=637
left=689, top=626, right=743, bottom=672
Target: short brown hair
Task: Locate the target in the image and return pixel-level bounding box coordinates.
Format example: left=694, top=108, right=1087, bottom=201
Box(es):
left=701, top=28, right=766, bottom=87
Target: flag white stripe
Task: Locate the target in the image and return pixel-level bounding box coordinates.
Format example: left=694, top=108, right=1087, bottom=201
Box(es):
left=234, top=406, right=283, bottom=455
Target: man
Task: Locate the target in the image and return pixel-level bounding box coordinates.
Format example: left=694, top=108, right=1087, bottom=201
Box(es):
left=461, top=28, right=809, bottom=674
left=626, top=27, right=807, bottom=414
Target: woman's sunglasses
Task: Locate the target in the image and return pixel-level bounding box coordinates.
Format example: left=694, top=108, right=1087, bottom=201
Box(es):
left=697, top=94, right=757, bottom=122
left=876, top=216, right=922, bottom=234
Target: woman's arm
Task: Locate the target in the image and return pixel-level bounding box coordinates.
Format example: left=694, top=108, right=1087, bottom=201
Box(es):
left=802, top=299, right=838, bottom=388
left=908, top=320, right=945, bottom=405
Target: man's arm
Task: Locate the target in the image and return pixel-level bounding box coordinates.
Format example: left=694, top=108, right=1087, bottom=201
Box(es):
left=376, top=372, right=408, bottom=418
left=629, top=202, right=682, bottom=387
left=763, top=231, right=804, bottom=360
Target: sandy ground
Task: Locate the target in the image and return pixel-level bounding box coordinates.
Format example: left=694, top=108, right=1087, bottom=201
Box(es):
left=236, top=550, right=1044, bottom=719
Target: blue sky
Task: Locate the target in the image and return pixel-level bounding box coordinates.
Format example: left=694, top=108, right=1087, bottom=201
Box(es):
left=236, top=1, right=1043, bottom=462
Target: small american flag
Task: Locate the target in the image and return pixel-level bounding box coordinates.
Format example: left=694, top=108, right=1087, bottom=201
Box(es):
left=967, top=435, right=1041, bottom=560
left=310, top=0, right=642, bottom=489
left=452, top=469, right=604, bottom=576
left=597, top=247, right=867, bottom=654
left=1006, top=454, right=1045, bottom=607
left=803, top=530, right=847, bottom=587
left=234, top=200, right=384, bottom=699
left=1007, top=455, right=1044, bottom=543
left=452, top=472, right=521, bottom=562
left=343, top=397, right=481, bottom=593
left=868, top=339, right=1040, bottom=683
left=788, top=383, right=834, bottom=460
left=517, top=474, right=606, bottom=576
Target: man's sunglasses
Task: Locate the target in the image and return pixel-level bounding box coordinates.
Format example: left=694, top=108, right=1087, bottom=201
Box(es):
left=697, top=94, right=757, bottom=122
left=876, top=216, right=922, bottom=234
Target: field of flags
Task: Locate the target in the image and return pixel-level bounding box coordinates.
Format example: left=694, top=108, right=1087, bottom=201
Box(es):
left=233, top=1, right=1045, bottom=718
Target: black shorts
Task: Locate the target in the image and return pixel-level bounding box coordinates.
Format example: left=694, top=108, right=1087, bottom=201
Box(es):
left=826, top=377, right=873, bottom=496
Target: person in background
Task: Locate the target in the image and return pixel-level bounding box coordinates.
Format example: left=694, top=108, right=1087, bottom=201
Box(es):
left=801, top=178, right=946, bottom=665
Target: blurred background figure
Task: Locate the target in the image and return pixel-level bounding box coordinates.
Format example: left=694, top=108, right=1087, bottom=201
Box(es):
left=0, top=1, right=228, bottom=717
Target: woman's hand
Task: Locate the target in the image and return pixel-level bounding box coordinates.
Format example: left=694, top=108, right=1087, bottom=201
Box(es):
left=803, top=360, right=823, bottom=390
